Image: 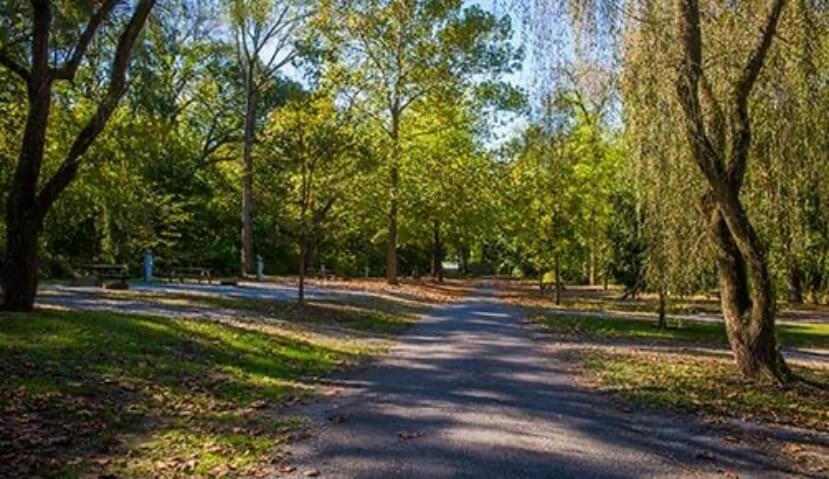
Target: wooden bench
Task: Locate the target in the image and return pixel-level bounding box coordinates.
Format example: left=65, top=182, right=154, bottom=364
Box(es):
left=78, top=264, right=129, bottom=287
left=163, top=266, right=212, bottom=284
left=306, top=267, right=337, bottom=280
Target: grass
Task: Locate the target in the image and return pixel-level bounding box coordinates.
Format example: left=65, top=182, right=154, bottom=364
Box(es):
left=533, top=311, right=829, bottom=433
left=537, top=314, right=829, bottom=349
left=583, top=350, right=829, bottom=432
left=0, top=303, right=412, bottom=478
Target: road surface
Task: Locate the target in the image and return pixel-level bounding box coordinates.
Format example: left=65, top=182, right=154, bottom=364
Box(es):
left=281, top=290, right=794, bottom=479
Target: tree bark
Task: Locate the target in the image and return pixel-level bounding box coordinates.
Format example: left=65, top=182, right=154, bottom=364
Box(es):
left=240, top=68, right=257, bottom=276
left=431, top=219, right=443, bottom=282
left=2, top=5, right=51, bottom=310
left=554, top=252, right=562, bottom=306
left=386, top=110, right=400, bottom=285
left=657, top=287, right=667, bottom=330
left=298, top=230, right=307, bottom=305
left=786, top=263, right=804, bottom=304
left=709, top=205, right=790, bottom=380
left=458, top=244, right=470, bottom=276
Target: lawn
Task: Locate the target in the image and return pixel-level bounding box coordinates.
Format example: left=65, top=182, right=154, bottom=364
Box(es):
left=532, top=313, right=829, bottom=436
left=536, top=314, right=829, bottom=349
left=0, top=302, right=413, bottom=478
left=582, top=351, right=829, bottom=432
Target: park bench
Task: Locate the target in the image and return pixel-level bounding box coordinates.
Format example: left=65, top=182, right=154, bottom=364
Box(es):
left=306, top=267, right=337, bottom=280
left=163, top=266, right=212, bottom=284
left=77, top=264, right=130, bottom=287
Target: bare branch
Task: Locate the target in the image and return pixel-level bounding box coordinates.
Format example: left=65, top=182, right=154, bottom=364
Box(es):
left=51, top=0, right=119, bottom=81
left=728, top=0, right=786, bottom=189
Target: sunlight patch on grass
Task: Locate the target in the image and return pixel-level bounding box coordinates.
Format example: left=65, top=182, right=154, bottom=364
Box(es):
left=583, top=350, right=829, bottom=431
left=538, top=315, right=829, bottom=349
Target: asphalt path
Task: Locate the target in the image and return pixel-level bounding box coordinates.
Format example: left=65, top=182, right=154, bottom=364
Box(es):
left=280, top=290, right=797, bottom=479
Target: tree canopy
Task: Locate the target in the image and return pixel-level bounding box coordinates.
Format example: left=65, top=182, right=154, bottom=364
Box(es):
left=3, top=0, right=829, bottom=383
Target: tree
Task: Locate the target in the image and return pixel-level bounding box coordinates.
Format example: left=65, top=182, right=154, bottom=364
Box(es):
left=225, top=0, right=312, bottom=275
left=0, top=0, right=157, bottom=311
left=556, top=0, right=811, bottom=383
left=263, top=92, right=370, bottom=302
left=321, top=0, right=518, bottom=284
left=673, top=0, right=790, bottom=382
left=403, top=94, right=494, bottom=283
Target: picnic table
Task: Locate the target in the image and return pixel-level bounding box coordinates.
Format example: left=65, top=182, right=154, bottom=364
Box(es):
left=162, top=266, right=212, bottom=284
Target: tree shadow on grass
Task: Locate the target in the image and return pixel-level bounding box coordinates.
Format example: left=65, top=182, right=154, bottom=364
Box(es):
left=0, top=308, right=367, bottom=477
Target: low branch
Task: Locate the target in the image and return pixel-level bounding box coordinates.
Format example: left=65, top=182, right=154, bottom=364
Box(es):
left=34, top=0, right=157, bottom=219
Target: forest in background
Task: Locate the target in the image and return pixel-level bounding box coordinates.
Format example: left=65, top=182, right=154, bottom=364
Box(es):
left=2, top=0, right=829, bottom=382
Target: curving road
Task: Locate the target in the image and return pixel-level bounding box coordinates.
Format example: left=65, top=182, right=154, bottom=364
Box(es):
left=281, top=290, right=796, bottom=479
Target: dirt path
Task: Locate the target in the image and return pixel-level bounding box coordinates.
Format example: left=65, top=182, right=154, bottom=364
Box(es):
left=280, top=290, right=798, bottom=479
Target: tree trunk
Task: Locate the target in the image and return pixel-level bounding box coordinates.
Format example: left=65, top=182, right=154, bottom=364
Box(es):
left=786, top=262, right=804, bottom=304
left=554, top=253, right=562, bottom=306
left=240, top=69, right=257, bottom=276
left=674, top=0, right=789, bottom=383
left=2, top=84, right=50, bottom=310
left=2, top=6, right=52, bottom=311
left=2, top=217, right=41, bottom=311
left=777, top=210, right=803, bottom=304
left=431, top=219, right=443, bottom=282
left=458, top=244, right=470, bottom=276
left=710, top=205, right=790, bottom=382
left=589, top=251, right=595, bottom=286
left=298, top=231, right=307, bottom=305
left=386, top=110, right=400, bottom=285
left=657, top=287, right=667, bottom=330
left=304, top=232, right=317, bottom=273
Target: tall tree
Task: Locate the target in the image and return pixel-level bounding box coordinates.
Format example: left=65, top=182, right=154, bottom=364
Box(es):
left=0, top=0, right=157, bottom=311
left=673, top=0, right=790, bottom=382
left=225, top=0, right=311, bottom=275
left=322, top=0, right=518, bottom=284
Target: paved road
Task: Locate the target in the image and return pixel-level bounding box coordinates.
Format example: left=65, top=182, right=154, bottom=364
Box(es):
left=282, top=290, right=794, bottom=479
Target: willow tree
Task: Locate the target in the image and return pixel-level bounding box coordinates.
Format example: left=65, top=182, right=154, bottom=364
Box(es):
left=671, top=0, right=792, bottom=382
left=744, top=2, right=829, bottom=304
left=0, top=0, right=156, bottom=311
left=533, top=0, right=816, bottom=382
left=621, top=2, right=713, bottom=327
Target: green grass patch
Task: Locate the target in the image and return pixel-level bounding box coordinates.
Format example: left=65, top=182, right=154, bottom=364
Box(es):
left=538, top=314, right=829, bottom=349
left=0, top=306, right=405, bottom=478
left=583, top=351, right=829, bottom=432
